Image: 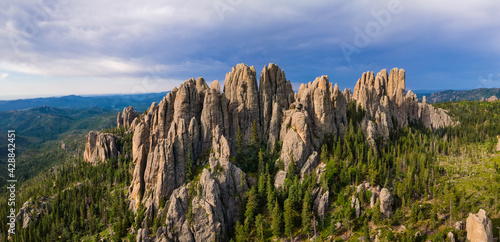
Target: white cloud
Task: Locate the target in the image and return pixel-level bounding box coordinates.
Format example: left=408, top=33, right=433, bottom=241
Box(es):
left=1, top=0, right=500, bottom=97
left=0, top=73, right=8, bottom=79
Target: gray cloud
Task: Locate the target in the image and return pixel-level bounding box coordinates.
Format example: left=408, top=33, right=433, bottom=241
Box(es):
left=1, top=0, right=500, bottom=98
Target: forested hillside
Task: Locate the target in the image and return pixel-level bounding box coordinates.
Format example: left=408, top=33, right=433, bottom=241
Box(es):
left=1, top=65, right=499, bottom=242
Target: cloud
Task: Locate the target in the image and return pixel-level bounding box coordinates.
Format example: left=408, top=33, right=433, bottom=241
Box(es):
left=1, top=0, right=500, bottom=98
left=0, top=73, right=8, bottom=79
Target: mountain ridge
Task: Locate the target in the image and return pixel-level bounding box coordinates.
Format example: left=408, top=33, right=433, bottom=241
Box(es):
left=83, top=63, right=454, bottom=241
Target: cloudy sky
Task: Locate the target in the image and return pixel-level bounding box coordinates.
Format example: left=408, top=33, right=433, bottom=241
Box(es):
left=1, top=0, right=500, bottom=100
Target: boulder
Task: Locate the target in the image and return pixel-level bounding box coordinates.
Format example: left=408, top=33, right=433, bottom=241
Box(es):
left=466, top=209, right=493, bottom=242
left=300, top=151, right=319, bottom=179
left=448, top=232, right=455, bottom=242
left=351, top=196, right=361, bottom=218
left=379, top=188, right=393, bottom=217
left=313, top=188, right=329, bottom=218
left=274, top=170, right=287, bottom=190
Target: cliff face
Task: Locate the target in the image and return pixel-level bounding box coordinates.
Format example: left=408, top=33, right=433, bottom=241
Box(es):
left=83, top=131, right=118, bottom=165
left=84, top=63, right=453, bottom=241
left=353, top=68, right=453, bottom=143
left=117, top=106, right=139, bottom=129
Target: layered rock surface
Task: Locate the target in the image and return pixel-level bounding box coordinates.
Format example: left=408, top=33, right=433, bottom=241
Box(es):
left=354, top=68, right=452, bottom=140
left=83, top=131, right=118, bottom=165
left=82, top=63, right=455, bottom=242
left=466, top=209, right=493, bottom=242
left=117, top=106, right=139, bottom=129
left=160, top=126, right=248, bottom=242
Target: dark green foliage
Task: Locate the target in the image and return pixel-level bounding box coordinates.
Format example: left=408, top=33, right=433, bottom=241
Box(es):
left=186, top=144, right=194, bottom=182
left=301, top=187, right=312, bottom=235
left=272, top=200, right=283, bottom=237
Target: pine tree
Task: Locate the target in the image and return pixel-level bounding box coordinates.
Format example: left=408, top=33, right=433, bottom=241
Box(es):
left=363, top=218, right=370, bottom=240
left=284, top=199, right=293, bottom=239
left=320, top=144, right=329, bottom=162
left=235, top=221, right=248, bottom=242
left=245, top=187, right=258, bottom=223
left=247, top=120, right=260, bottom=171
left=266, top=173, right=275, bottom=212
left=258, top=173, right=266, bottom=205
left=236, top=125, right=246, bottom=169
left=272, top=200, right=283, bottom=237
left=186, top=145, right=194, bottom=181
left=301, top=187, right=312, bottom=236
left=255, top=214, right=265, bottom=242
left=258, top=148, right=265, bottom=175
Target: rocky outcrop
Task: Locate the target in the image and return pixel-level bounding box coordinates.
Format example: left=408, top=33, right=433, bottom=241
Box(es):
left=107, top=63, right=455, bottom=240
left=297, top=75, right=348, bottom=139
left=162, top=126, right=248, bottom=242
left=83, top=131, right=118, bottom=165
left=129, top=78, right=208, bottom=211
left=313, top=187, right=329, bottom=219
left=200, top=80, right=229, bottom=152
left=351, top=195, right=361, bottom=218
left=300, top=151, right=319, bottom=179
left=223, top=64, right=261, bottom=148
left=117, top=106, right=139, bottom=129
left=259, top=64, right=295, bottom=148
left=448, top=232, right=455, bottom=242
left=278, top=106, right=315, bottom=173
left=274, top=170, right=287, bottom=190
left=487, top=96, right=498, bottom=102
left=466, top=209, right=493, bottom=242
left=353, top=68, right=452, bottom=141
left=379, top=188, right=393, bottom=218
left=15, top=198, right=47, bottom=229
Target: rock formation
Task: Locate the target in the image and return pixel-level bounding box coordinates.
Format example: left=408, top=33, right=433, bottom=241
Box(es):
left=161, top=126, right=248, bottom=242
left=379, top=188, right=393, bottom=218
left=351, top=195, right=361, bottom=218
left=128, top=77, right=208, bottom=212
left=259, top=64, right=295, bottom=148
left=117, top=106, right=139, bottom=129
left=15, top=198, right=47, bottom=229
left=487, top=95, right=498, bottom=102
left=313, top=187, right=329, bottom=219
left=83, top=131, right=118, bottom=165
left=81, top=63, right=455, bottom=241
left=353, top=68, right=452, bottom=141
left=466, top=209, right=493, bottom=242
left=223, top=64, right=261, bottom=149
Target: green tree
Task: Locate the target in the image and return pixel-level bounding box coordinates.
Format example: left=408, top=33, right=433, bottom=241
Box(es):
left=258, top=173, right=266, bottom=205
left=301, top=187, right=312, bottom=236
left=272, top=200, right=283, bottom=238
left=284, top=199, right=294, bottom=238
left=186, top=145, right=194, bottom=181
left=245, top=187, right=258, bottom=223
left=255, top=214, right=265, bottom=241
left=235, top=221, right=248, bottom=242
left=266, top=174, right=275, bottom=212
left=236, top=125, right=246, bottom=169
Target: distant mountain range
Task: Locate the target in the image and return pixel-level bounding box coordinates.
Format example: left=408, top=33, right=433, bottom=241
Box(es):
left=0, top=92, right=169, bottom=112
left=414, top=88, right=500, bottom=103
left=1, top=87, right=499, bottom=112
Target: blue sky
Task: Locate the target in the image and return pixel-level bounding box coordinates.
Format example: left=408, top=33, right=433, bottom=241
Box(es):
left=1, top=0, right=500, bottom=100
